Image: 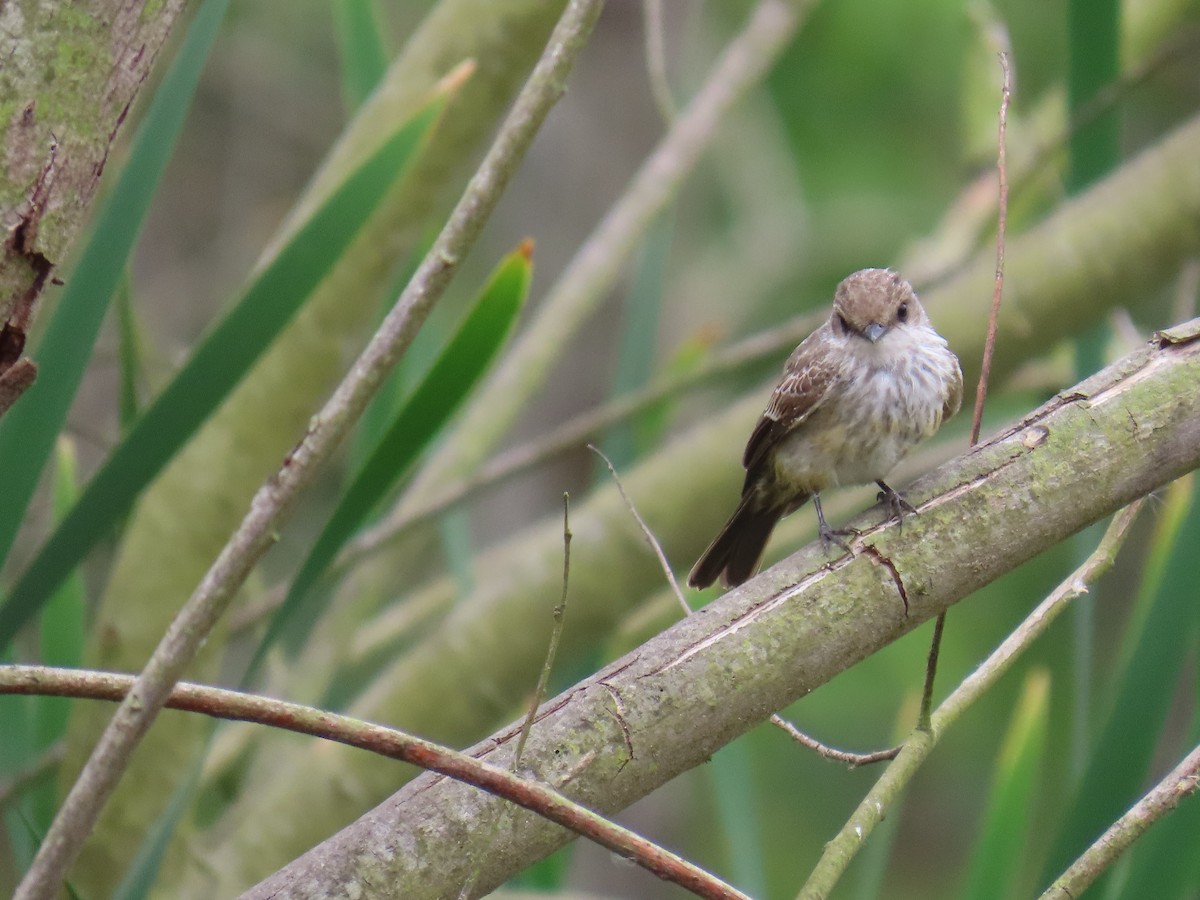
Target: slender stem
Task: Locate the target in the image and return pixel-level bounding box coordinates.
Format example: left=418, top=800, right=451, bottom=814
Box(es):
left=514, top=493, right=573, bottom=767
left=11, top=4, right=606, bottom=899
left=0, top=663, right=747, bottom=900
left=798, top=501, right=1143, bottom=899
left=920, top=51, right=1012, bottom=725
left=770, top=716, right=900, bottom=767
left=970, top=51, right=1013, bottom=447
left=1039, top=741, right=1200, bottom=899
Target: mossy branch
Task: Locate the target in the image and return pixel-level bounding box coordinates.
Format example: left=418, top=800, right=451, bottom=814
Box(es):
left=246, top=324, right=1200, bottom=898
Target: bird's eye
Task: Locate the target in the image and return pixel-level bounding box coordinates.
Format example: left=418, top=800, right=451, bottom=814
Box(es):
left=896, top=302, right=909, bottom=323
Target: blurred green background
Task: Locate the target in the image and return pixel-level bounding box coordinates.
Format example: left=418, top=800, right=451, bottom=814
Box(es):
left=2, top=0, right=1199, bottom=898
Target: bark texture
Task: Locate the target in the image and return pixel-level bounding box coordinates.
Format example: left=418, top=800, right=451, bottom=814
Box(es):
left=0, top=0, right=188, bottom=410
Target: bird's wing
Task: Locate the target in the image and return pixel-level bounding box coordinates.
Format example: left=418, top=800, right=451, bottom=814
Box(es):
left=742, top=334, right=840, bottom=471
left=943, top=356, right=965, bottom=422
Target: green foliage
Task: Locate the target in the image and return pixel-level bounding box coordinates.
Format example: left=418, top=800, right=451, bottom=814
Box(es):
left=0, top=0, right=230, bottom=591
left=250, top=242, right=532, bottom=675
left=333, top=0, right=390, bottom=112
left=962, top=670, right=1050, bottom=900
left=2, top=2, right=1198, bottom=898
left=0, top=82, right=452, bottom=649
left=1042, top=477, right=1200, bottom=890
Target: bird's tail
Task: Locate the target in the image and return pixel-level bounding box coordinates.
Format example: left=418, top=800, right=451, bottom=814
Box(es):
left=688, top=495, right=801, bottom=589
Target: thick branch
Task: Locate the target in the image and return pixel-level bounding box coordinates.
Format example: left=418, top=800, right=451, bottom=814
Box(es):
left=0, top=0, right=188, bottom=411
left=246, top=325, right=1200, bottom=898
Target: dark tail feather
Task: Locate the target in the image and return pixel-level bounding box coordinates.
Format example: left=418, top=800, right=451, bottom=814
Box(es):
left=688, top=498, right=786, bottom=589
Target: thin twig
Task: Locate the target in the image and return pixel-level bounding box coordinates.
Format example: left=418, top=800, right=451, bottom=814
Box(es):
left=11, top=5, right=606, bottom=899
left=0, top=664, right=748, bottom=900
left=1039, top=741, right=1200, bottom=899
left=971, top=51, right=1013, bottom=447
left=461, top=493, right=575, bottom=899
left=917, top=611, right=946, bottom=731
left=769, top=717, right=900, bottom=768
left=798, top=501, right=1144, bottom=899
left=0, top=358, right=38, bottom=419
left=589, top=445, right=690, bottom=616
left=514, top=492, right=573, bottom=766
left=591, top=444, right=896, bottom=767
left=919, top=50, right=1012, bottom=727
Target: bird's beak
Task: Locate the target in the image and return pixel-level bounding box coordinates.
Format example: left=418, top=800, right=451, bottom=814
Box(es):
left=863, top=322, right=887, bottom=343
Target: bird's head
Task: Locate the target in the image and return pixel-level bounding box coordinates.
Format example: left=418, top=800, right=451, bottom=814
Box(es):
left=829, top=268, right=929, bottom=355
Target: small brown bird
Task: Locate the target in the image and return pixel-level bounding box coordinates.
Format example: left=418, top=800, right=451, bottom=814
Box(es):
left=688, top=268, right=963, bottom=589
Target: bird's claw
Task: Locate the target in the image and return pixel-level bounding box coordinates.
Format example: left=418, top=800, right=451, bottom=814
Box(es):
left=818, top=524, right=855, bottom=554
left=876, top=484, right=918, bottom=530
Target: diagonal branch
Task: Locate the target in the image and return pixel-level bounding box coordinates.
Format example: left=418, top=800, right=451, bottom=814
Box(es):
left=245, top=324, right=1200, bottom=898
left=1039, top=740, right=1200, bottom=899
left=799, top=499, right=1145, bottom=898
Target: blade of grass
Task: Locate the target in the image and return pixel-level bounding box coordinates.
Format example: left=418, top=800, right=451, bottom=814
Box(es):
left=709, top=739, right=766, bottom=899
left=0, top=80, right=458, bottom=650
left=1041, top=476, right=1199, bottom=887
left=1113, top=702, right=1200, bottom=899
left=0, top=0, right=231, bottom=585
left=962, top=669, right=1051, bottom=900
left=333, top=0, right=390, bottom=113
left=247, top=241, right=532, bottom=676
left=1, top=644, right=36, bottom=867
left=27, top=439, right=86, bottom=830
left=114, top=273, right=144, bottom=432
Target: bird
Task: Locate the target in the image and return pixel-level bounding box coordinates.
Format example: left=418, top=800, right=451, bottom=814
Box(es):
left=688, top=268, right=963, bottom=590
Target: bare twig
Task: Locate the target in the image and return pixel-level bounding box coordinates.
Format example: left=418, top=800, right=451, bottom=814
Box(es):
left=919, top=50, right=1012, bottom=727
left=589, top=445, right=690, bottom=616
left=11, top=4, right=607, bottom=898
left=799, top=501, right=1144, bottom=899
left=461, top=493, right=576, bottom=899
left=1040, top=741, right=1200, bottom=899
left=770, top=717, right=900, bottom=768
left=0, top=663, right=748, bottom=900
left=970, top=51, right=1013, bottom=447
left=514, top=492, right=573, bottom=766
left=0, top=358, right=38, bottom=419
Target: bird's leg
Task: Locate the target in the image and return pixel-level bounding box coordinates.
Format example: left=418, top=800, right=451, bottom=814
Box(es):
left=876, top=479, right=918, bottom=528
left=813, top=494, right=853, bottom=553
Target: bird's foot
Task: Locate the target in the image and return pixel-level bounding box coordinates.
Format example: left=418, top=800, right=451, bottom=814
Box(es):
left=876, top=480, right=917, bottom=530
left=818, top=523, right=856, bottom=554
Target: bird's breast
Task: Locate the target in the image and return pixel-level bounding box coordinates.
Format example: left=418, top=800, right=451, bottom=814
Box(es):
left=770, top=343, right=957, bottom=489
